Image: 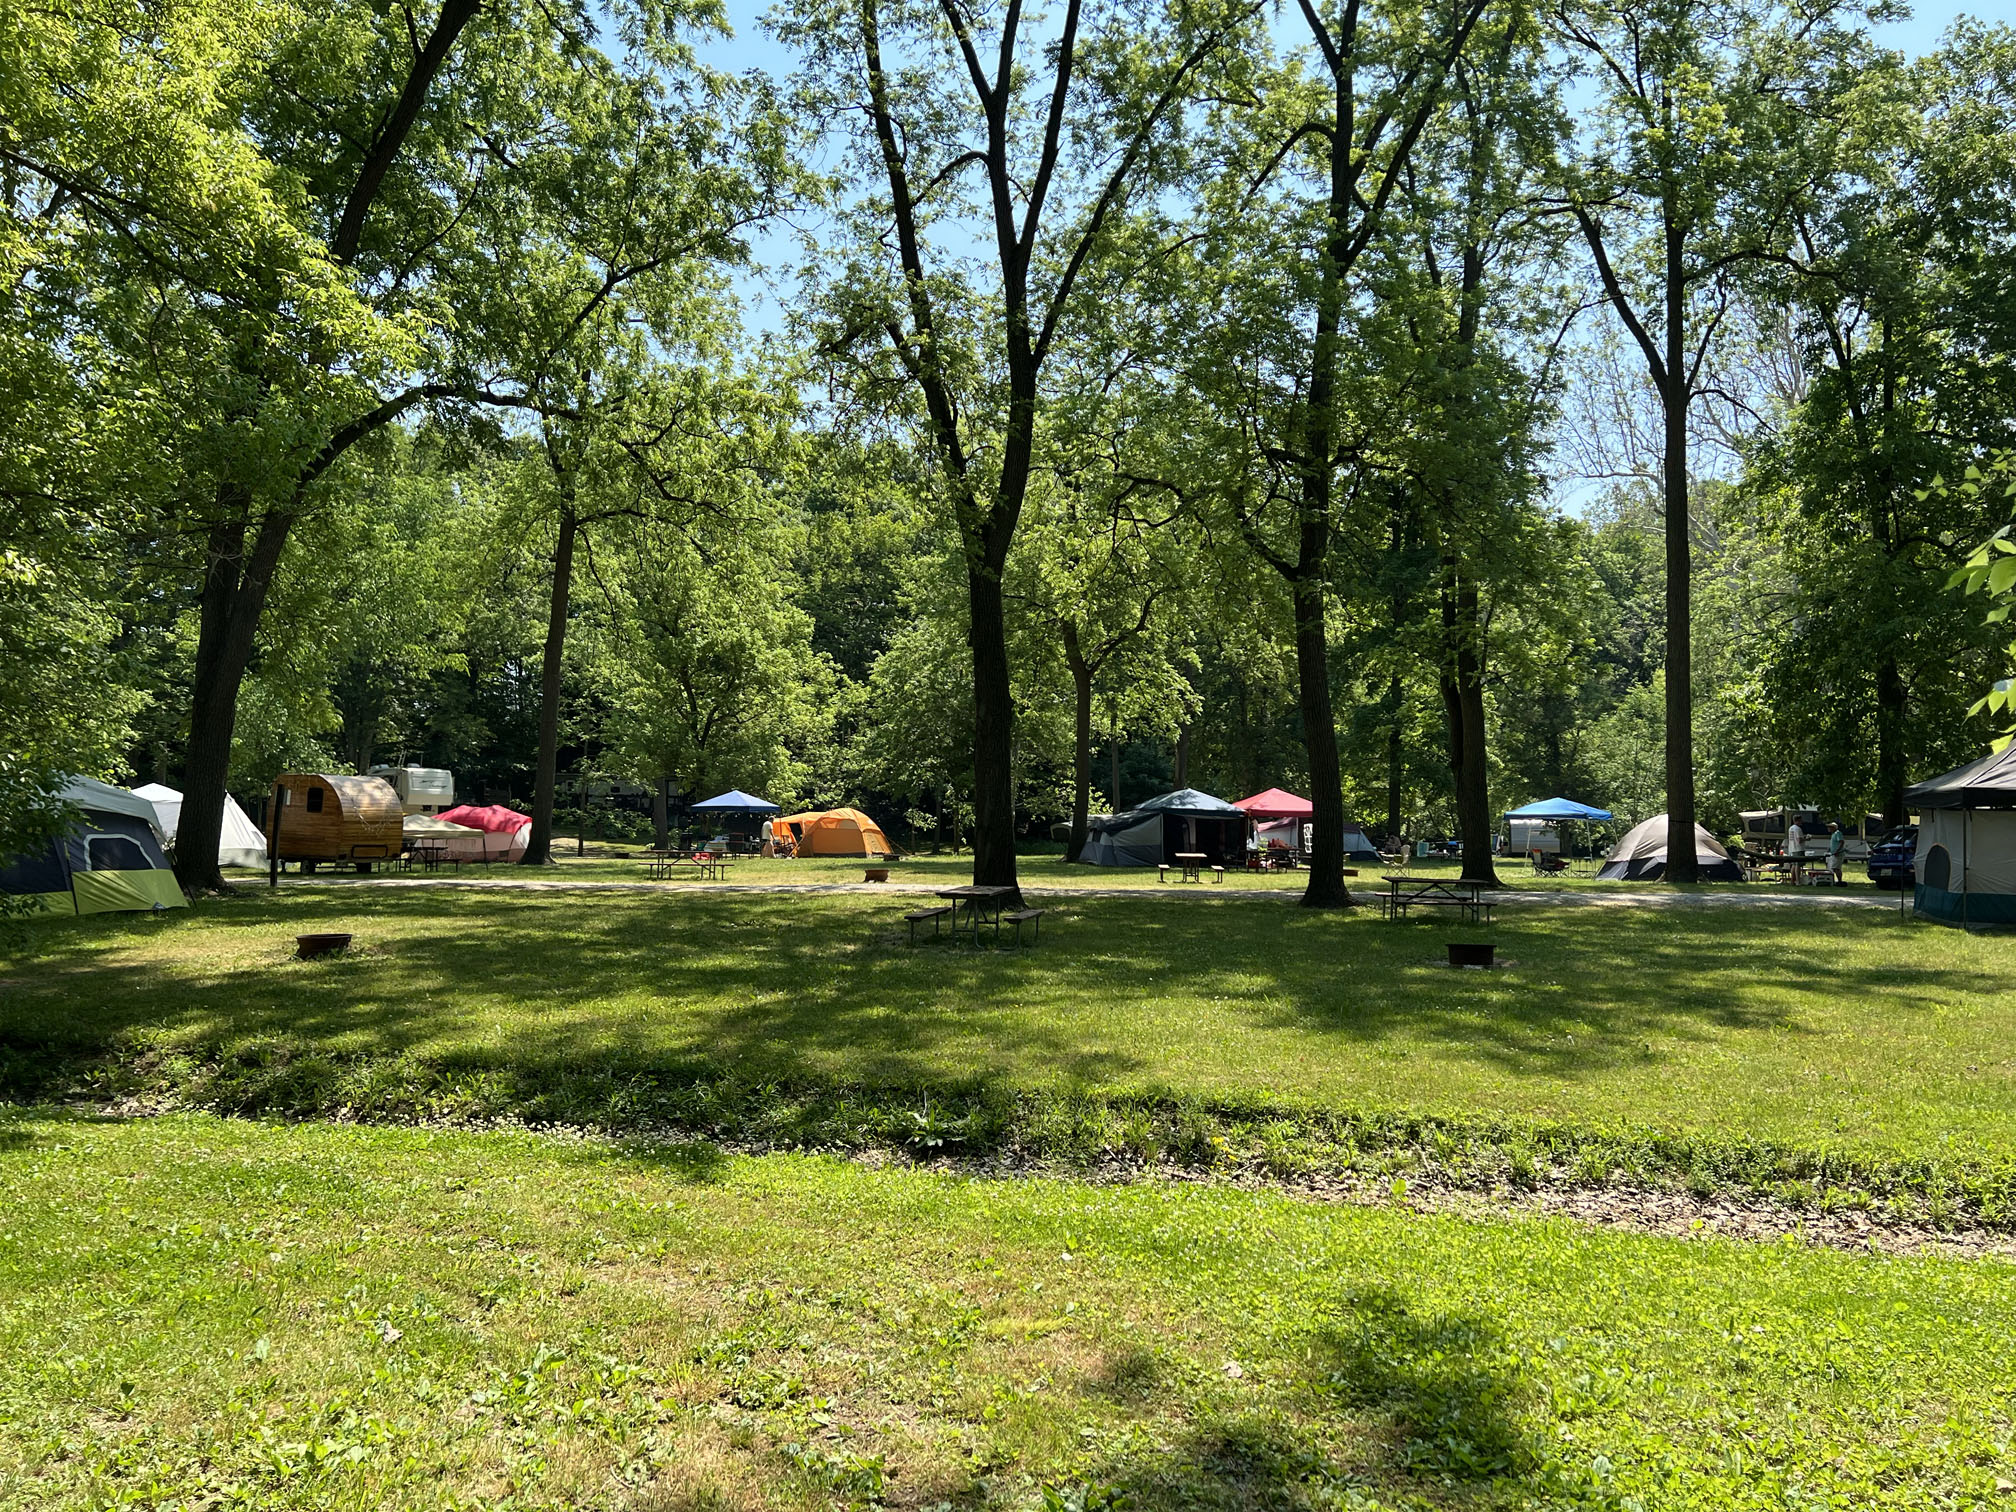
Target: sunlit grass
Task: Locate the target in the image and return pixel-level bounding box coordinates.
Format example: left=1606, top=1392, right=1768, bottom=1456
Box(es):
left=0, top=1110, right=2007, bottom=1510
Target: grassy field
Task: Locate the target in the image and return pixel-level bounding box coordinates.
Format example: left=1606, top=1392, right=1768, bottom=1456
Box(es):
left=1, top=884, right=2007, bottom=1191
left=2, top=1109, right=2009, bottom=1511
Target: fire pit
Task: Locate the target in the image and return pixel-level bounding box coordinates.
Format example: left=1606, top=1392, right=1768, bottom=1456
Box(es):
left=1447, top=941, right=1496, bottom=969
left=296, top=933, right=353, bottom=961
left=863, top=867, right=890, bottom=883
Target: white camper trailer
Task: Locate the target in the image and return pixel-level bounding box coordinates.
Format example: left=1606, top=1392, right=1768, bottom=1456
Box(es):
left=369, top=765, right=455, bottom=815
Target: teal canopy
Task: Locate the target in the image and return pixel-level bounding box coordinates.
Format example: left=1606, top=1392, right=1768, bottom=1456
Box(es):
left=693, top=789, right=779, bottom=813
left=1504, top=797, right=1613, bottom=822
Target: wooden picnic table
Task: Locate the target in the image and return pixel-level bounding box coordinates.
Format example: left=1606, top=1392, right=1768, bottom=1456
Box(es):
left=1744, top=853, right=1818, bottom=885
left=1384, top=875, right=1495, bottom=925
left=936, top=884, right=1018, bottom=943
left=1173, top=852, right=1207, bottom=883
left=405, top=840, right=449, bottom=873
left=644, top=850, right=729, bottom=881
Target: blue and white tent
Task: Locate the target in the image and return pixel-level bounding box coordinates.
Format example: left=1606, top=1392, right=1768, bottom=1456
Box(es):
left=1905, top=748, right=2016, bottom=927
left=1081, top=788, right=1248, bottom=867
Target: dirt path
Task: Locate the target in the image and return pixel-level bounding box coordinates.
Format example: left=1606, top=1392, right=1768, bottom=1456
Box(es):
left=287, top=874, right=1903, bottom=909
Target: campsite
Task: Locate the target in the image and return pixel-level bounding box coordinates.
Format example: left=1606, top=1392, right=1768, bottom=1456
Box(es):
left=8, top=0, right=2016, bottom=1507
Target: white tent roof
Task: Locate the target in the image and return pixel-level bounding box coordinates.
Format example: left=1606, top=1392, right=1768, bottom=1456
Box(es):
left=1605, top=814, right=1734, bottom=864
left=134, top=783, right=267, bottom=866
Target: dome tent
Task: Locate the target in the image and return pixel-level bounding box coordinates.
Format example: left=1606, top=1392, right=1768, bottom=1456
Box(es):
left=774, top=808, right=892, bottom=857
left=133, top=782, right=267, bottom=869
left=1595, top=814, right=1743, bottom=882
left=1904, top=747, right=2016, bottom=927
left=0, top=776, right=187, bottom=916
left=1081, top=788, right=1248, bottom=867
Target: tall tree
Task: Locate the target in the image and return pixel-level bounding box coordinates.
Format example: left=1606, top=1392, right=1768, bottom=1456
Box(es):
left=1549, top=0, right=1860, bottom=877
left=1742, top=23, right=2016, bottom=821
left=1390, top=10, right=1565, bottom=883
left=785, top=0, right=1254, bottom=900
left=1185, top=0, right=1492, bottom=906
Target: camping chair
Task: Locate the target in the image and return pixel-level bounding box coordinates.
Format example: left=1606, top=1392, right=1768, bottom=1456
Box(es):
left=1529, top=850, right=1568, bottom=876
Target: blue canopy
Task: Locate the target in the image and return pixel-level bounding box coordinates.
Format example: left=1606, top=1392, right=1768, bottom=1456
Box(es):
left=1504, top=796, right=1613, bottom=821
left=692, top=789, right=779, bottom=813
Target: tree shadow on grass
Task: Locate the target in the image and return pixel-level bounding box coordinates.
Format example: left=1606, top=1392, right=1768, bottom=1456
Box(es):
left=1080, top=1288, right=1547, bottom=1510
left=0, top=886, right=2003, bottom=1119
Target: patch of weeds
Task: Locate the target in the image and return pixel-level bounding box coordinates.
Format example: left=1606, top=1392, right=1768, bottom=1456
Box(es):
left=1258, top=1120, right=1306, bottom=1178
left=1774, top=1180, right=1815, bottom=1211
left=779, top=1441, right=887, bottom=1504
left=1116, top=1107, right=1161, bottom=1163
left=1570, top=1148, right=1611, bottom=1186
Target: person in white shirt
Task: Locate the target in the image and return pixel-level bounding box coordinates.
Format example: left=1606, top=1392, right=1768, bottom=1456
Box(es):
left=1786, top=818, right=1805, bottom=858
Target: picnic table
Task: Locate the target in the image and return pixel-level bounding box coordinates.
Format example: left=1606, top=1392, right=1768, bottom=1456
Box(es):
left=1173, top=852, right=1207, bottom=883
left=936, top=884, right=1018, bottom=943
left=1744, top=853, right=1820, bottom=885
left=643, top=849, right=729, bottom=881
left=405, top=840, right=449, bottom=873
left=1383, top=875, right=1495, bottom=925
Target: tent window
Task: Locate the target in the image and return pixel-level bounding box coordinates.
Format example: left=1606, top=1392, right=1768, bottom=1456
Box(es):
left=306, top=787, right=324, bottom=813
left=86, top=835, right=149, bottom=872
left=1922, top=843, right=1951, bottom=891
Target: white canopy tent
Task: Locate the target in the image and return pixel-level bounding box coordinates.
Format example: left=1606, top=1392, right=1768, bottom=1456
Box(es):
left=134, top=782, right=267, bottom=869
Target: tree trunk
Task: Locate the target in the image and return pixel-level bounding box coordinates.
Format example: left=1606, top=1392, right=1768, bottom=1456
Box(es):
left=966, top=558, right=1021, bottom=899
left=176, top=500, right=294, bottom=894
left=653, top=775, right=669, bottom=849
left=1441, top=572, right=1498, bottom=885
left=1876, top=652, right=1908, bottom=827
left=1111, top=739, right=1121, bottom=813
left=1661, top=212, right=1697, bottom=881
left=1385, top=675, right=1405, bottom=845
left=1064, top=625, right=1093, bottom=863
left=173, top=0, right=479, bottom=893
left=1293, top=575, right=1352, bottom=907
left=1174, top=723, right=1191, bottom=788
left=523, top=498, right=577, bottom=866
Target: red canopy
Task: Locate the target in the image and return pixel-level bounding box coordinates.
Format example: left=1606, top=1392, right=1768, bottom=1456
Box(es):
left=1234, top=787, right=1313, bottom=820
left=438, top=803, right=531, bottom=834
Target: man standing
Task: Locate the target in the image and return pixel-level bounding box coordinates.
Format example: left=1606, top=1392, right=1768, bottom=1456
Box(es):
left=1827, top=821, right=1845, bottom=884
left=1786, top=815, right=1805, bottom=859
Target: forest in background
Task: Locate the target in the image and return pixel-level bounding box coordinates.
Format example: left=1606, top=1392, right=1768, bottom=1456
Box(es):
left=5, top=0, right=2014, bottom=898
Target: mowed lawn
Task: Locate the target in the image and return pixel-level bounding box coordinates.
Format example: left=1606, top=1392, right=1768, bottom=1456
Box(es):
left=2, top=883, right=2010, bottom=1164
left=1, top=1110, right=2009, bottom=1511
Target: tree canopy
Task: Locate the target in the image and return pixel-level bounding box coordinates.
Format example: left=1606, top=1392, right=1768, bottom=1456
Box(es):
left=5, top=0, right=2014, bottom=888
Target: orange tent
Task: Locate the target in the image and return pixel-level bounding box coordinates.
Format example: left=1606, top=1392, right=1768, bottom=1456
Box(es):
left=775, top=807, right=893, bottom=857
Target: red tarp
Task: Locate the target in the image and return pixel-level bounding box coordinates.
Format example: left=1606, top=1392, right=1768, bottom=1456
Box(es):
left=438, top=804, right=532, bottom=834
left=1234, top=787, right=1313, bottom=820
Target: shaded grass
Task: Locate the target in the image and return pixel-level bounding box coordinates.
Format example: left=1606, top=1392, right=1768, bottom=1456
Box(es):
left=2, top=886, right=2012, bottom=1213
left=1, top=1109, right=2010, bottom=1511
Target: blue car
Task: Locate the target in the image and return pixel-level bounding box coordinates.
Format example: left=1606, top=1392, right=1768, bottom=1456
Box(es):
left=1866, top=825, right=1917, bottom=889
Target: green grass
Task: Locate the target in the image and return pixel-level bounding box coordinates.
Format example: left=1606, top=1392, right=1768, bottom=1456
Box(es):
left=2, top=885, right=2010, bottom=1210
left=1, top=1109, right=2009, bottom=1511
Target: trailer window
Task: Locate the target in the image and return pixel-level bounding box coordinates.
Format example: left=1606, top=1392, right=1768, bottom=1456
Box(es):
left=306, top=787, right=324, bottom=813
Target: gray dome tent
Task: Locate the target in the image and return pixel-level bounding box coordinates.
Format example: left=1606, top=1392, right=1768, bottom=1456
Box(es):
left=1904, top=747, right=2016, bottom=926
left=0, top=776, right=188, bottom=916
left=1080, top=788, right=1248, bottom=867
left=1595, top=814, right=1743, bottom=882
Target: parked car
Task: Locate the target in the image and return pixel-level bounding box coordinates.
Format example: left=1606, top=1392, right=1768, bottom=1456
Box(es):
left=1866, top=824, right=1918, bottom=889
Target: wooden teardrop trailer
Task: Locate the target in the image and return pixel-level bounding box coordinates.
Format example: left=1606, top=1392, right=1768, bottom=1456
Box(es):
left=265, top=774, right=403, bottom=872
